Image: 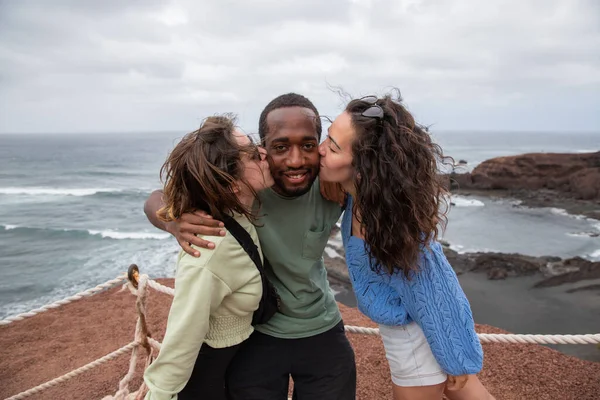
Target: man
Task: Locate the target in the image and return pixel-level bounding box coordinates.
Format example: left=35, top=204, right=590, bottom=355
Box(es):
left=144, top=93, right=356, bottom=399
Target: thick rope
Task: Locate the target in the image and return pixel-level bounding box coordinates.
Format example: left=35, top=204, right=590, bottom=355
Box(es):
left=143, top=278, right=600, bottom=346
left=476, top=333, right=600, bottom=345
left=5, top=342, right=138, bottom=400
left=343, top=325, right=600, bottom=344
left=0, top=275, right=127, bottom=326
left=146, top=278, right=174, bottom=296
left=103, top=275, right=156, bottom=400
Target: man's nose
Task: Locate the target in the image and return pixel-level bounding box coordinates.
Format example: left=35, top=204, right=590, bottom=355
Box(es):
left=286, top=147, right=303, bottom=168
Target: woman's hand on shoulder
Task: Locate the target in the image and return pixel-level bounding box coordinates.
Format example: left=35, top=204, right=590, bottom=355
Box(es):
left=166, top=211, right=226, bottom=257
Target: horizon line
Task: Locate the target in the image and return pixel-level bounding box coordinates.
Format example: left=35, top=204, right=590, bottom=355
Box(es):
left=1, top=128, right=599, bottom=136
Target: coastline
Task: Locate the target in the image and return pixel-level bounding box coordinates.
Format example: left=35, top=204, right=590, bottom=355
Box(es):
left=453, top=187, right=600, bottom=221
left=2, top=279, right=600, bottom=400
left=324, top=153, right=600, bottom=362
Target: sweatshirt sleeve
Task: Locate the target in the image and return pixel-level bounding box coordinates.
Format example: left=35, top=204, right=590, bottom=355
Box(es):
left=143, top=264, right=232, bottom=400
left=394, top=241, right=483, bottom=376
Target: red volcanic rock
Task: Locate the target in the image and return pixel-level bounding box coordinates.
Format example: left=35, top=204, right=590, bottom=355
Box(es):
left=451, top=152, right=600, bottom=200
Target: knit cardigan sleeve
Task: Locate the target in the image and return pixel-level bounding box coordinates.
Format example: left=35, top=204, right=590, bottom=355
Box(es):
left=393, top=241, right=484, bottom=376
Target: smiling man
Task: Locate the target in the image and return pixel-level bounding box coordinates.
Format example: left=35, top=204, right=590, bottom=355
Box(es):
left=144, top=93, right=356, bottom=399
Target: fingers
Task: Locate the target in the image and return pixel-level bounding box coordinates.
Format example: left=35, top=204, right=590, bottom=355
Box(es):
left=168, top=210, right=226, bottom=257
left=181, top=211, right=224, bottom=228
left=180, top=221, right=225, bottom=238
left=184, top=233, right=216, bottom=250
left=178, top=238, right=200, bottom=257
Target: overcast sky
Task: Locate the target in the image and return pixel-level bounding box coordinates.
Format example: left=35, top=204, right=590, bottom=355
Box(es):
left=1, top=0, right=599, bottom=134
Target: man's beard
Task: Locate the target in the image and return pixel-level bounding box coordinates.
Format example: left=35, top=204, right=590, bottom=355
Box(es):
left=271, top=168, right=317, bottom=198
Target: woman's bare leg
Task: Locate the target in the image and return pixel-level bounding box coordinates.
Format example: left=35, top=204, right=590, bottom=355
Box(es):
left=444, top=375, right=495, bottom=400
left=392, top=381, right=446, bottom=400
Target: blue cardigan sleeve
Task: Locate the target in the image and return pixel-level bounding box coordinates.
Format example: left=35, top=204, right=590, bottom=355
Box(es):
left=393, top=241, right=483, bottom=376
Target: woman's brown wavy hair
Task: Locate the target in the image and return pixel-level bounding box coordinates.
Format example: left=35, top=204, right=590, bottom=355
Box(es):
left=157, top=114, right=259, bottom=223
left=347, top=91, right=452, bottom=278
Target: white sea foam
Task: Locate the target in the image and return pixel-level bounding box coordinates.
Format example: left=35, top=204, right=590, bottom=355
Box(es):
left=324, top=246, right=343, bottom=259
left=0, top=187, right=122, bottom=196
left=87, top=230, right=170, bottom=240
left=449, top=243, right=466, bottom=253
left=566, top=232, right=594, bottom=238
left=450, top=196, right=485, bottom=207
left=447, top=243, right=494, bottom=254
left=1, top=224, right=18, bottom=230
left=548, top=208, right=587, bottom=220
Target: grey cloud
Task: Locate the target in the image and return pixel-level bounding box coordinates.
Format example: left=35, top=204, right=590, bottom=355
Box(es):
left=0, top=0, right=599, bottom=133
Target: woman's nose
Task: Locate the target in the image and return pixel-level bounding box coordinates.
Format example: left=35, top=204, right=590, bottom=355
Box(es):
left=258, top=146, right=268, bottom=161
left=318, top=142, right=326, bottom=156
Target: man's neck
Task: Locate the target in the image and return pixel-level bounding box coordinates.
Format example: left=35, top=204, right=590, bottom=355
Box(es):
left=270, top=184, right=305, bottom=199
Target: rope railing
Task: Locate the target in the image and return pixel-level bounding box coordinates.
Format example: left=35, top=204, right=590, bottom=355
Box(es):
left=0, top=274, right=128, bottom=326
left=3, top=265, right=600, bottom=400
left=140, top=274, right=600, bottom=345
left=4, top=342, right=139, bottom=400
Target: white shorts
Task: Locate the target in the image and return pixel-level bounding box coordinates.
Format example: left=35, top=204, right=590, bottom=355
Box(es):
left=379, top=322, right=448, bottom=387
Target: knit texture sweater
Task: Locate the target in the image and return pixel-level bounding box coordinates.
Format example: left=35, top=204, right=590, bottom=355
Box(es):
left=342, top=195, right=483, bottom=376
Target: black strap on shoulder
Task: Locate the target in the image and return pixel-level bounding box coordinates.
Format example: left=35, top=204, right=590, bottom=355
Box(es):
left=221, top=214, right=281, bottom=326
left=221, top=215, right=266, bottom=276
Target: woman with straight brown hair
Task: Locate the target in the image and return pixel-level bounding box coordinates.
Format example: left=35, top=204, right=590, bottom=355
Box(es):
left=143, top=114, right=273, bottom=400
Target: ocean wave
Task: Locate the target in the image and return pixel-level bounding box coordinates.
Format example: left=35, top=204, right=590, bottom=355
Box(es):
left=447, top=243, right=494, bottom=254
left=87, top=230, right=170, bottom=240
left=450, top=196, right=485, bottom=207
left=548, top=208, right=588, bottom=220
left=548, top=209, right=600, bottom=233
left=0, top=187, right=122, bottom=197
left=566, top=232, right=598, bottom=238
left=0, top=224, right=169, bottom=240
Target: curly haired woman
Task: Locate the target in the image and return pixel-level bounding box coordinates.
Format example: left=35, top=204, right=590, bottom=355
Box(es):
left=319, top=93, right=495, bottom=400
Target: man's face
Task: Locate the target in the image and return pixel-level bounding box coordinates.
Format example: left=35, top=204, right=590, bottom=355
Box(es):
left=264, top=106, right=320, bottom=197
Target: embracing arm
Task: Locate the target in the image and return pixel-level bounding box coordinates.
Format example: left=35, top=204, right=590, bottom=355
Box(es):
left=143, top=265, right=231, bottom=400
left=397, top=241, right=483, bottom=377
left=143, top=190, right=226, bottom=256
left=144, top=190, right=170, bottom=232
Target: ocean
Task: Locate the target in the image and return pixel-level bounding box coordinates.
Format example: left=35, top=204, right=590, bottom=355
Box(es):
left=0, top=130, right=599, bottom=321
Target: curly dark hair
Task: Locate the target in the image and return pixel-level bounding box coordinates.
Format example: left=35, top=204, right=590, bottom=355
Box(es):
left=258, top=93, right=322, bottom=142
left=347, top=91, right=451, bottom=278
left=157, top=114, right=259, bottom=223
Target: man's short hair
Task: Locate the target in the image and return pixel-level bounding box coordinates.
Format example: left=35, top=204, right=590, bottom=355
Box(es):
left=258, top=93, right=322, bottom=142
